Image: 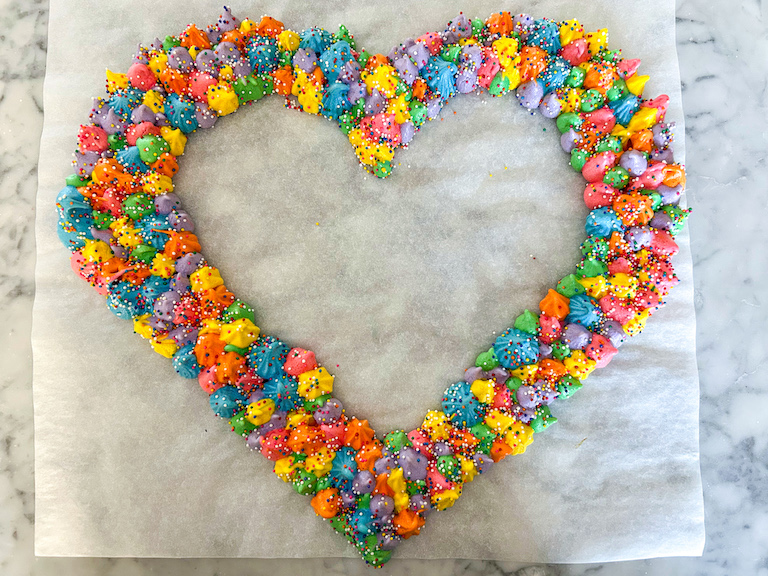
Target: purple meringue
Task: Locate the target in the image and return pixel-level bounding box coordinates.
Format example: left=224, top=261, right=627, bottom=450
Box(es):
left=562, top=323, right=592, bottom=350
left=314, top=398, right=343, bottom=424
left=516, top=80, right=544, bottom=109
left=154, top=193, right=181, bottom=215
left=195, top=102, right=218, bottom=129
left=175, top=252, right=204, bottom=275
left=169, top=210, right=195, bottom=232
left=619, top=149, right=648, bottom=177
left=370, top=494, right=395, bottom=518
left=292, top=48, right=317, bottom=73
left=195, top=49, right=218, bottom=75
left=625, top=226, right=653, bottom=251
left=168, top=46, right=194, bottom=72
left=373, top=455, right=397, bottom=476
left=473, top=452, right=494, bottom=474
left=601, top=320, right=628, bottom=348
left=516, top=385, right=539, bottom=408
left=397, top=446, right=428, bottom=481
left=352, top=470, right=375, bottom=495
left=539, top=92, right=562, bottom=118
left=131, top=104, right=157, bottom=125
left=561, top=128, right=582, bottom=153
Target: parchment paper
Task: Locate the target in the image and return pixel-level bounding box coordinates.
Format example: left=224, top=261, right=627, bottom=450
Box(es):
left=33, top=0, right=705, bottom=561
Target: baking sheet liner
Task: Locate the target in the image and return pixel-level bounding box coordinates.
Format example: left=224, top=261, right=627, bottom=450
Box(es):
left=33, top=0, right=705, bottom=561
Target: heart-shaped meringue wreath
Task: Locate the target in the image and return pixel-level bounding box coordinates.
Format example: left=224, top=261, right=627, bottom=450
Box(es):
left=55, top=7, right=690, bottom=566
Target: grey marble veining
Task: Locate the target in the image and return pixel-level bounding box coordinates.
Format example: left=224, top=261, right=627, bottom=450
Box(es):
left=1, top=0, right=766, bottom=575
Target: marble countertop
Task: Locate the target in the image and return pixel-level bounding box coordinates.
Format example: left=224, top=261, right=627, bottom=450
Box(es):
left=1, top=0, right=766, bottom=574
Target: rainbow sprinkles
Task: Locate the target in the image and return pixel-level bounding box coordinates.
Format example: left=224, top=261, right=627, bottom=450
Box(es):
left=55, top=7, right=690, bottom=567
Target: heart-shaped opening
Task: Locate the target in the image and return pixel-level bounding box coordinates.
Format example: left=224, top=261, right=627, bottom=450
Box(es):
left=179, top=93, right=586, bottom=433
